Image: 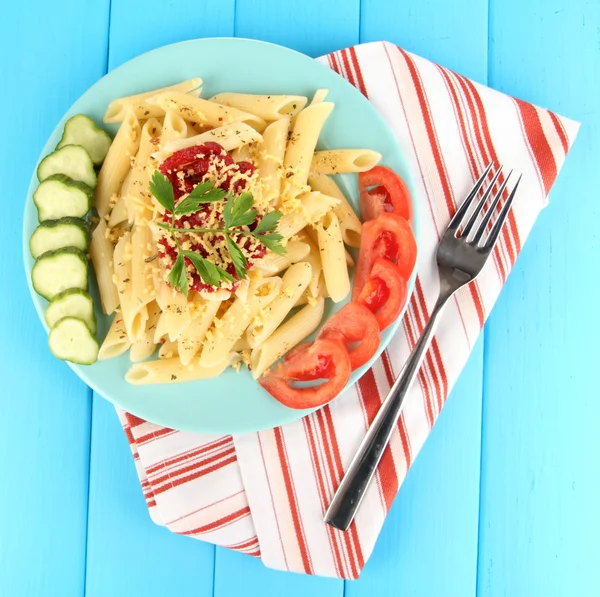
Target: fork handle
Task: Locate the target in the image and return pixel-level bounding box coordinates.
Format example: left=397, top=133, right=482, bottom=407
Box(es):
left=324, top=294, right=450, bottom=531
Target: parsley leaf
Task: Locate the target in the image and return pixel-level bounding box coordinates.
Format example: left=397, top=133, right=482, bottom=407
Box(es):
left=149, top=171, right=175, bottom=213
left=168, top=253, right=189, bottom=296
left=258, top=232, right=286, bottom=255
left=254, top=211, right=282, bottom=234
left=226, top=235, right=248, bottom=278
left=182, top=251, right=234, bottom=287
left=228, top=192, right=257, bottom=227
left=174, top=181, right=228, bottom=216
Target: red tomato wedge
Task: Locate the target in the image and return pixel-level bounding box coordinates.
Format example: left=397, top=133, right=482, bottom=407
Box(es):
left=352, top=212, right=417, bottom=300
left=259, top=338, right=351, bottom=410
left=357, top=258, right=408, bottom=330
left=358, top=166, right=413, bottom=225
left=317, top=302, right=380, bottom=370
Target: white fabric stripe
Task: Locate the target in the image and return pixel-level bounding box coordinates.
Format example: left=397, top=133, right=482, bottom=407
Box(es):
left=119, top=40, right=580, bottom=580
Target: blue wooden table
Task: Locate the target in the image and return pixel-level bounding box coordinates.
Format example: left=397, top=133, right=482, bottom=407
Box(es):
left=2, top=1, right=597, bottom=595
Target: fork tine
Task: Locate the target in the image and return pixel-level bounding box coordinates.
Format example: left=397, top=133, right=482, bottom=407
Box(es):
left=483, top=174, right=522, bottom=250
left=448, top=162, right=493, bottom=232
left=471, top=171, right=512, bottom=245
left=460, top=166, right=503, bottom=238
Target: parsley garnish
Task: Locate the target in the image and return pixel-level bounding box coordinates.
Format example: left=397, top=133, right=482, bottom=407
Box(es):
left=151, top=172, right=285, bottom=296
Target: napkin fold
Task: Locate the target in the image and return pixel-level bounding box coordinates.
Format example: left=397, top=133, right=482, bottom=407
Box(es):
left=117, top=41, right=579, bottom=579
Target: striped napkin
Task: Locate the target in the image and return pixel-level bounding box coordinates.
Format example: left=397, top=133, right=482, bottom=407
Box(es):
left=116, top=41, right=579, bottom=579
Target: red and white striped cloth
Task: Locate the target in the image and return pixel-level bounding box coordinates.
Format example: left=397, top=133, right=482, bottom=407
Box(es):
left=116, top=41, right=579, bottom=579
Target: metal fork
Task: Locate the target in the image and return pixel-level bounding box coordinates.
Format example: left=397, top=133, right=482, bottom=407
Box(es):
left=324, top=163, right=522, bottom=531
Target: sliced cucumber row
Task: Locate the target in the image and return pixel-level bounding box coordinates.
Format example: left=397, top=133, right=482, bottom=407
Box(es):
left=49, top=316, right=99, bottom=365
left=30, top=114, right=113, bottom=365
left=30, top=217, right=90, bottom=259
left=57, top=114, right=112, bottom=165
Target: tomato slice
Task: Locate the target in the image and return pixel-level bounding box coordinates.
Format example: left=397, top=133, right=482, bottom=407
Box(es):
left=358, top=166, right=413, bottom=224
left=259, top=338, right=351, bottom=410
left=352, top=212, right=417, bottom=300
left=357, top=258, right=407, bottom=330
left=317, top=302, right=380, bottom=370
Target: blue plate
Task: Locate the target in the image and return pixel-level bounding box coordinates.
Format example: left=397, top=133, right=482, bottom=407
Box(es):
left=22, top=38, right=418, bottom=434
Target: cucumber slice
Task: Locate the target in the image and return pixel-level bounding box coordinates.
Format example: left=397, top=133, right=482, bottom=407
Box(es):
left=45, top=288, right=97, bottom=335
left=30, top=217, right=90, bottom=259
left=57, top=114, right=112, bottom=165
left=37, top=145, right=97, bottom=188
left=32, top=247, right=88, bottom=301
left=33, top=174, right=93, bottom=222
left=48, top=316, right=99, bottom=365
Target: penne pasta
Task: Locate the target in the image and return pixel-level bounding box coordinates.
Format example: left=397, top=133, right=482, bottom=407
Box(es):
left=96, top=112, right=141, bottom=217
left=308, top=172, right=362, bottom=247
left=160, top=109, right=188, bottom=148
left=277, top=191, right=340, bottom=239
left=98, top=313, right=131, bottom=360
left=251, top=297, right=325, bottom=378
left=210, top=93, right=308, bottom=121
left=126, top=356, right=231, bottom=385
left=108, top=195, right=128, bottom=228
left=177, top=299, right=221, bottom=366
left=255, top=240, right=311, bottom=274
left=246, top=262, right=312, bottom=348
left=113, top=233, right=148, bottom=341
left=89, top=219, right=119, bottom=315
left=310, top=149, right=381, bottom=175
left=317, top=212, right=351, bottom=302
left=153, top=122, right=263, bottom=161
left=154, top=291, right=191, bottom=343
left=257, top=116, right=290, bottom=206
left=129, top=301, right=161, bottom=362
left=148, top=91, right=266, bottom=131
left=103, top=78, right=202, bottom=123
left=199, top=278, right=282, bottom=368
left=130, top=224, right=156, bottom=310
left=282, top=102, right=334, bottom=198
left=158, top=339, right=179, bottom=359
left=310, top=89, right=329, bottom=105
left=125, top=118, right=162, bottom=224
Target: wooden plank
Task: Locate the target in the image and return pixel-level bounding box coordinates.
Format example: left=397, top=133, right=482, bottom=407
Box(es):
left=347, top=339, right=483, bottom=596
left=479, top=1, right=599, bottom=596
left=235, top=0, right=360, bottom=57
left=84, top=399, right=215, bottom=597
left=83, top=1, right=235, bottom=595
left=0, top=1, right=109, bottom=596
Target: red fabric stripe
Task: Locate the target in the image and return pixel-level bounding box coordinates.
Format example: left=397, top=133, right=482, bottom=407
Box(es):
left=401, top=296, right=435, bottom=427
left=381, top=351, right=412, bottom=472
left=123, top=425, right=135, bottom=446
left=357, top=369, right=400, bottom=508
left=303, top=415, right=347, bottom=578
left=349, top=46, right=368, bottom=97
left=125, top=413, right=147, bottom=428
left=150, top=446, right=236, bottom=487
left=226, top=537, right=260, bottom=551
left=135, top=426, right=176, bottom=445
left=435, top=65, right=493, bottom=323
left=329, top=52, right=342, bottom=75
left=273, top=428, right=314, bottom=574
left=450, top=73, right=516, bottom=277
left=180, top=506, right=251, bottom=536
left=397, top=47, right=455, bottom=218
left=340, top=48, right=358, bottom=89
left=548, top=110, right=569, bottom=155
left=514, top=98, right=558, bottom=195
left=321, top=408, right=365, bottom=575
left=146, top=436, right=233, bottom=475
left=459, top=75, right=522, bottom=257
left=152, top=454, right=238, bottom=496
